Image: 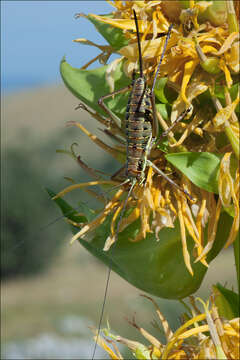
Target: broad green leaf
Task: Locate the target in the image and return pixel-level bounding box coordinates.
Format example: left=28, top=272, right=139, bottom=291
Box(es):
left=166, top=152, right=222, bottom=193
left=60, top=58, right=130, bottom=119
left=213, top=283, right=239, bottom=319
left=50, top=189, right=232, bottom=299
left=76, top=201, right=96, bottom=223
left=79, top=212, right=232, bottom=299
left=87, top=14, right=129, bottom=51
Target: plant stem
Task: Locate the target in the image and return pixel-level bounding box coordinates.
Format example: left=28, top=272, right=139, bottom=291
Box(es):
left=212, top=96, right=239, bottom=159
left=224, top=125, right=239, bottom=159
left=233, top=234, right=239, bottom=293
left=226, top=0, right=239, bottom=33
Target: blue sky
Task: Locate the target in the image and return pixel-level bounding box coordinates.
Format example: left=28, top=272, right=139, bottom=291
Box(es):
left=1, top=1, right=113, bottom=92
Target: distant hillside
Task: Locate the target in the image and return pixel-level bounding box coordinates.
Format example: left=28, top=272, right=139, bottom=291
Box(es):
left=2, top=84, right=120, bottom=178
left=1, top=84, right=118, bottom=278
left=3, top=85, right=115, bottom=157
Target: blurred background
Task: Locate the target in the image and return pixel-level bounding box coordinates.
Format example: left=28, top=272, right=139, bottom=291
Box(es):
left=1, top=1, right=237, bottom=359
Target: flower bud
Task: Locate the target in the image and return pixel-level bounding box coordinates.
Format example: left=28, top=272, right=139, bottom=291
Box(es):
left=200, top=57, right=221, bottom=75
left=198, top=0, right=227, bottom=26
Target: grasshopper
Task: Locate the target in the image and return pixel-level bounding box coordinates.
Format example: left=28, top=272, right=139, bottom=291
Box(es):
left=92, top=10, right=191, bottom=359
left=98, top=10, right=191, bottom=199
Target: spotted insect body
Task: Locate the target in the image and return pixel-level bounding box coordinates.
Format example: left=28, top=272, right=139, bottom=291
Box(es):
left=125, top=77, right=153, bottom=183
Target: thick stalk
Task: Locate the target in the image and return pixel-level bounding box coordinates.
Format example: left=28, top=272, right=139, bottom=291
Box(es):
left=212, top=96, right=239, bottom=159
left=226, top=0, right=239, bottom=33
left=233, top=234, right=239, bottom=293
left=224, top=125, right=239, bottom=159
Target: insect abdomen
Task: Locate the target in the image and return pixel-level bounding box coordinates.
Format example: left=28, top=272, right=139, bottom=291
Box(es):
left=125, top=78, right=153, bottom=181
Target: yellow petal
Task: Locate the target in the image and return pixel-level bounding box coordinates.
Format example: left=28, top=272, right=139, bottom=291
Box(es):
left=171, top=79, right=207, bottom=123
left=199, top=44, right=219, bottom=55
left=180, top=60, right=199, bottom=104
left=120, top=37, right=165, bottom=61
left=213, top=96, right=240, bottom=127
left=162, top=313, right=207, bottom=359
left=70, top=189, right=124, bottom=244
left=219, top=59, right=233, bottom=88
left=106, top=57, right=123, bottom=93
left=195, top=198, right=222, bottom=262
left=90, top=14, right=148, bottom=32
left=93, top=333, right=120, bottom=359
left=226, top=41, right=240, bottom=73
left=178, top=324, right=209, bottom=339
left=176, top=196, right=193, bottom=275
left=214, top=32, right=239, bottom=55
left=52, top=180, right=118, bottom=200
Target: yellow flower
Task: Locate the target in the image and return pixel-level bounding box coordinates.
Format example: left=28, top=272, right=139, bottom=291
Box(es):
left=90, top=0, right=238, bottom=95
left=55, top=0, right=239, bottom=275
left=96, top=295, right=240, bottom=359
left=218, top=152, right=239, bottom=248
left=83, top=1, right=239, bottom=158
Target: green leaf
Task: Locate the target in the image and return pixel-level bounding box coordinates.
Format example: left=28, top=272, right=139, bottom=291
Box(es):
left=50, top=187, right=232, bottom=299
left=46, top=188, right=88, bottom=224
left=60, top=57, right=130, bottom=119
left=85, top=212, right=231, bottom=300
left=166, top=152, right=222, bottom=193
left=198, top=0, right=227, bottom=27
left=156, top=103, right=169, bottom=121
left=229, top=83, right=239, bottom=101
left=213, top=283, right=239, bottom=319
left=156, top=139, right=169, bottom=153
left=215, top=82, right=239, bottom=113
left=87, top=14, right=129, bottom=51
left=154, top=77, right=168, bottom=104
left=229, top=83, right=240, bottom=113
left=224, top=205, right=235, bottom=218
left=215, top=84, right=225, bottom=100
left=207, top=212, right=234, bottom=262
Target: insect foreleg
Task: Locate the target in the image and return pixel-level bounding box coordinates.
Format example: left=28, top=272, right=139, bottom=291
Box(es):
left=158, top=106, right=192, bottom=141
left=98, top=85, right=132, bottom=129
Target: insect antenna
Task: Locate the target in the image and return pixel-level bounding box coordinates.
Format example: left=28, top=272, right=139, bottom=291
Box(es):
left=92, top=179, right=137, bottom=359
left=151, top=23, right=173, bottom=93
left=133, top=9, right=143, bottom=77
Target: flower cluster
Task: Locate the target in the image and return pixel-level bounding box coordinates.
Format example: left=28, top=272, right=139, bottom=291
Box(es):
left=95, top=294, right=239, bottom=359
left=55, top=0, right=239, bottom=275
